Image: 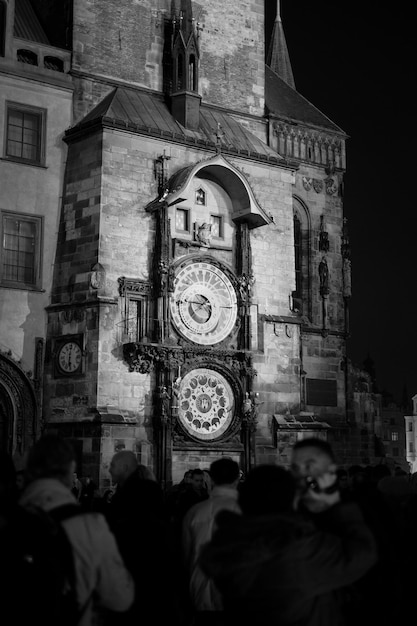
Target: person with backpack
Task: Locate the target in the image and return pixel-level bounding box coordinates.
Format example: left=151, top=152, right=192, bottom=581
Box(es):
left=7, top=434, right=135, bottom=626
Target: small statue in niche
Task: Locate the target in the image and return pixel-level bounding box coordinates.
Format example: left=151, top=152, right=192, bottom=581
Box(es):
left=319, top=230, right=330, bottom=253
left=318, top=256, right=330, bottom=296
left=158, top=260, right=168, bottom=292
left=196, top=222, right=212, bottom=247
left=195, top=188, right=206, bottom=205
left=342, top=258, right=352, bottom=298
left=243, top=392, right=253, bottom=417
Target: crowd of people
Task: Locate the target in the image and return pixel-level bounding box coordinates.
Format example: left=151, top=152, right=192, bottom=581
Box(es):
left=1, top=435, right=417, bottom=626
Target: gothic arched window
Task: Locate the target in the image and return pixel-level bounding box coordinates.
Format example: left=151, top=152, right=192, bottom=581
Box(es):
left=188, top=53, right=196, bottom=91
left=176, top=53, right=184, bottom=91
left=292, top=197, right=311, bottom=318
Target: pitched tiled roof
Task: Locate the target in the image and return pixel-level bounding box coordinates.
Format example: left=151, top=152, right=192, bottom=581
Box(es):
left=68, top=87, right=286, bottom=163
left=265, top=64, right=346, bottom=135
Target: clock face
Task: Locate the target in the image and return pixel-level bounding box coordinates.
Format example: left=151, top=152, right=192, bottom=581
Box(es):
left=177, top=368, right=235, bottom=440
left=170, top=261, right=238, bottom=345
left=57, top=341, right=82, bottom=374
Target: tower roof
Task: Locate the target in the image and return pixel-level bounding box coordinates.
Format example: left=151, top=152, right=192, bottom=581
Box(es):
left=266, top=3, right=295, bottom=89
left=265, top=65, right=346, bottom=135
left=67, top=86, right=289, bottom=165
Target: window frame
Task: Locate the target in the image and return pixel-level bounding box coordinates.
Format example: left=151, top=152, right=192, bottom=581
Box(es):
left=4, top=101, right=47, bottom=166
left=175, top=207, right=191, bottom=234
left=0, top=211, right=43, bottom=290
left=210, top=214, right=224, bottom=239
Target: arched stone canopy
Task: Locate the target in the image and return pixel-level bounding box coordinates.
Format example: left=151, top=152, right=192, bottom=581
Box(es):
left=0, top=352, right=38, bottom=457
left=150, top=154, right=272, bottom=229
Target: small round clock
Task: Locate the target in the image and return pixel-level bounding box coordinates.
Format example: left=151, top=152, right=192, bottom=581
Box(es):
left=57, top=341, right=82, bottom=374
left=170, top=261, right=238, bottom=345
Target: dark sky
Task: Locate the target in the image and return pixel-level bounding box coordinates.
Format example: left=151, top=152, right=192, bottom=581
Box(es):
left=266, top=1, right=415, bottom=405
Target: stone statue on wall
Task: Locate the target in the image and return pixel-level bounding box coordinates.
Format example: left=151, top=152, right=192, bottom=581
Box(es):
left=196, top=222, right=212, bottom=247
left=318, top=256, right=330, bottom=296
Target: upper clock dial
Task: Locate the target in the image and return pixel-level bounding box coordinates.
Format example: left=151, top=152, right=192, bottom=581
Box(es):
left=170, top=261, right=238, bottom=345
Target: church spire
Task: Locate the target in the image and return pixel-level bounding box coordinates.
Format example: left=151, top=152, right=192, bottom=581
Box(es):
left=266, top=0, right=295, bottom=89
left=170, top=0, right=201, bottom=129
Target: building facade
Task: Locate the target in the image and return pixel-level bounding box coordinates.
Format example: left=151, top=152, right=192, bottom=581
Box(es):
left=2, top=0, right=364, bottom=488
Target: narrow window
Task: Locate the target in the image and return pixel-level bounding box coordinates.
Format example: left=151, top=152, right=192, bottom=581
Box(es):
left=293, top=213, right=302, bottom=308
left=391, top=431, right=398, bottom=441
left=188, top=54, right=196, bottom=91
left=0, top=212, right=42, bottom=289
left=5, top=103, right=46, bottom=165
left=176, top=208, right=190, bottom=233
left=126, top=299, right=150, bottom=342
left=177, top=53, right=184, bottom=91
left=211, top=215, right=223, bottom=239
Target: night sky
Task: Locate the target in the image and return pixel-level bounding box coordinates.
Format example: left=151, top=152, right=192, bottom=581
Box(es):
left=266, top=1, right=414, bottom=405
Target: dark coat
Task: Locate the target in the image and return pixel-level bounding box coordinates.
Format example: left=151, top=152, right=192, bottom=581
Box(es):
left=105, top=472, right=181, bottom=626
left=199, top=502, right=377, bottom=626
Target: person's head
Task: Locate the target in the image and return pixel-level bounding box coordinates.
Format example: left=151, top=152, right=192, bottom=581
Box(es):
left=136, top=464, right=156, bottom=481
left=238, top=465, right=296, bottom=515
left=109, top=450, right=138, bottom=487
left=209, top=457, right=240, bottom=487
left=202, top=469, right=213, bottom=493
left=290, top=437, right=337, bottom=482
left=25, top=434, right=77, bottom=489
left=182, top=470, right=193, bottom=484
left=189, top=468, right=205, bottom=492
left=290, top=438, right=338, bottom=513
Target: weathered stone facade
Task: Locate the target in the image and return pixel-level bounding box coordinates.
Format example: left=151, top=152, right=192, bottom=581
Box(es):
left=1, top=0, right=366, bottom=487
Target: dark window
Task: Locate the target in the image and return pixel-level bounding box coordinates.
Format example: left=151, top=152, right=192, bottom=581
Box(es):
left=189, top=53, right=196, bottom=91
left=176, top=208, right=190, bottom=233
left=0, top=212, right=42, bottom=289
left=0, top=1, right=6, bottom=57
left=177, top=53, right=184, bottom=90
left=293, top=213, right=302, bottom=300
left=5, top=103, right=45, bottom=165
left=211, top=215, right=223, bottom=239
left=17, top=49, right=38, bottom=65
left=44, top=56, right=64, bottom=72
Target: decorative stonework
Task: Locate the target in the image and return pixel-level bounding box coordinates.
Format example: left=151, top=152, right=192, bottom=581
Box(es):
left=0, top=351, right=38, bottom=453
left=122, top=342, right=257, bottom=378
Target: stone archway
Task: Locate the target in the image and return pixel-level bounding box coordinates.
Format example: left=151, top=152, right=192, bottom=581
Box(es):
left=0, top=352, right=38, bottom=462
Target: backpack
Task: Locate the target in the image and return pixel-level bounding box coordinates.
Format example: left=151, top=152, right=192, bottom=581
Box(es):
left=1, top=503, right=86, bottom=626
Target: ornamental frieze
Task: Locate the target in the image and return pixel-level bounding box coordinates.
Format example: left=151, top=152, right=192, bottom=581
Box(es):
left=122, top=342, right=257, bottom=378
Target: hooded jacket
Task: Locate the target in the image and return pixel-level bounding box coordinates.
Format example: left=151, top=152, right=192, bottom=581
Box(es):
left=199, top=501, right=377, bottom=626
left=19, top=478, right=134, bottom=626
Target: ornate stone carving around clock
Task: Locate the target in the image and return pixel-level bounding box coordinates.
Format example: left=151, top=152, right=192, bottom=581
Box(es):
left=177, top=367, right=235, bottom=440
left=170, top=260, right=238, bottom=345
